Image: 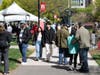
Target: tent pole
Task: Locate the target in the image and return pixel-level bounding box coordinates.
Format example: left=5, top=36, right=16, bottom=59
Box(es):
left=3, top=15, right=5, bottom=23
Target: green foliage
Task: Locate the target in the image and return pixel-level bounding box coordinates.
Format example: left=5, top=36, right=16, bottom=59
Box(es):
left=93, top=54, right=100, bottom=66
left=94, top=0, right=100, bottom=22
left=95, top=0, right=100, bottom=8
left=71, top=2, right=97, bottom=23
left=0, top=0, right=69, bottom=21
left=0, top=0, right=13, bottom=9
left=76, top=3, right=94, bottom=13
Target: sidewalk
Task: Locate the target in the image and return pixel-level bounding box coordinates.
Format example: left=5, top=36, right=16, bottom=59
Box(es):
left=10, top=45, right=99, bottom=66
left=0, top=45, right=100, bottom=75
left=10, top=46, right=100, bottom=75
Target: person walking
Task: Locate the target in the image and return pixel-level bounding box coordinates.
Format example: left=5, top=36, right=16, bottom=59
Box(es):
left=34, top=27, right=44, bottom=61
left=0, top=23, right=12, bottom=75
left=16, top=21, right=31, bottom=65
left=76, top=22, right=91, bottom=73
left=44, top=21, right=55, bottom=62
left=91, top=30, right=96, bottom=49
left=56, top=25, right=69, bottom=65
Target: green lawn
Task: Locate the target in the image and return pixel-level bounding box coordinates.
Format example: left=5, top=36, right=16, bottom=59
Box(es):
left=92, top=54, right=100, bottom=66
left=90, top=50, right=100, bottom=66
left=10, top=41, right=17, bottom=45
left=0, top=48, right=33, bottom=73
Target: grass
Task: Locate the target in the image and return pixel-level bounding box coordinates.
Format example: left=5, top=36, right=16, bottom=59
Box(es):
left=92, top=54, right=100, bottom=65
left=0, top=48, right=33, bottom=73
left=90, top=49, right=100, bottom=66
left=10, top=41, right=17, bottom=45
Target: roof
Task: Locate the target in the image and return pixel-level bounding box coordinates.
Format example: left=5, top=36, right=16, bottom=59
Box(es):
left=0, top=2, right=28, bottom=16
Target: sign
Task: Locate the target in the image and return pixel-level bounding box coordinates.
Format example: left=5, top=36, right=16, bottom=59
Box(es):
left=40, top=2, right=46, bottom=12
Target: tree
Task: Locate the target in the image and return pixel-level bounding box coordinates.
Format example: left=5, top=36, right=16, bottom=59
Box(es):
left=0, top=0, right=69, bottom=21
left=94, top=0, right=100, bottom=22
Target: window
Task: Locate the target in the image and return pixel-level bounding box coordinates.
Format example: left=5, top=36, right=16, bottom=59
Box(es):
left=71, top=0, right=85, bottom=8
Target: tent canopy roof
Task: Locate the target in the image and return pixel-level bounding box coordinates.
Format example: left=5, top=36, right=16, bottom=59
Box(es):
left=0, top=2, right=45, bottom=22
left=0, top=2, right=28, bottom=16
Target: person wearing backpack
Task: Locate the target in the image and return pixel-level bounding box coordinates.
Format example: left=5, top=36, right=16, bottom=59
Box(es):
left=67, top=27, right=79, bottom=70
left=0, top=23, right=12, bottom=75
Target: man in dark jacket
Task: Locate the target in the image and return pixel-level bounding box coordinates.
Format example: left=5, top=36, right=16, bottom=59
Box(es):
left=0, top=23, right=12, bottom=75
left=16, top=21, right=31, bottom=65
left=44, top=21, right=55, bottom=62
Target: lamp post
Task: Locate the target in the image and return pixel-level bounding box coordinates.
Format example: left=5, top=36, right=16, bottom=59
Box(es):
left=65, top=9, right=72, bottom=25
left=67, top=0, right=71, bottom=25
left=38, top=0, right=40, bottom=27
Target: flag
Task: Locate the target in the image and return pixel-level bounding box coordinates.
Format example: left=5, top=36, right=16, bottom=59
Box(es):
left=40, top=2, right=46, bottom=12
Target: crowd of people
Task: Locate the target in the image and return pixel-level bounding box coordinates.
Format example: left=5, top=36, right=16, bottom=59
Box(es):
left=0, top=20, right=98, bottom=75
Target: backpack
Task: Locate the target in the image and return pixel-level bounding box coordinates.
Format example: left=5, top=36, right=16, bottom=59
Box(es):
left=0, top=40, right=9, bottom=49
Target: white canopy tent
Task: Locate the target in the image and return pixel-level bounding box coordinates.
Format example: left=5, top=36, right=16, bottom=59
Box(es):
left=0, top=2, right=43, bottom=22
left=0, top=14, right=4, bottom=21
left=0, top=2, right=28, bottom=16
left=4, top=13, right=39, bottom=22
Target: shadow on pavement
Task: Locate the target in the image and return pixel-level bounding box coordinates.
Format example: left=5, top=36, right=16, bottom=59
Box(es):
left=0, top=69, right=3, bottom=74
left=51, top=65, right=71, bottom=71
left=27, top=57, right=34, bottom=60
left=9, top=58, right=21, bottom=64
left=52, top=56, right=59, bottom=58
left=51, top=65, right=100, bottom=75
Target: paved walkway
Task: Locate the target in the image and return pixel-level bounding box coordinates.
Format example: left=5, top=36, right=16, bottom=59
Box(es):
left=0, top=45, right=100, bottom=75
left=10, top=45, right=99, bottom=66
left=10, top=45, right=100, bottom=75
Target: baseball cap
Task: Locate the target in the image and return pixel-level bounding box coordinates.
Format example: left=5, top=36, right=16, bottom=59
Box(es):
left=20, top=20, right=26, bottom=24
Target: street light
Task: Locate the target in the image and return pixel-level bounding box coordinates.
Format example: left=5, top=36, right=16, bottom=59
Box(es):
left=64, top=9, right=72, bottom=25
left=38, top=0, right=40, bottom=27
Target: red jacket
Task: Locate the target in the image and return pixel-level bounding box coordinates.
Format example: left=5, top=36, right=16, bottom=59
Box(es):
left=30, top=25, right=38, bottom=35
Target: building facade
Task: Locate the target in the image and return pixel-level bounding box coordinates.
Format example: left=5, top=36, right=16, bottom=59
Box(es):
left=71, top=0, right=91, bottom=8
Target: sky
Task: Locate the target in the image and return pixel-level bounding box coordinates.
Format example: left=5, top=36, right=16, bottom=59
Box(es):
left=0, top=0, right=2, bottom=4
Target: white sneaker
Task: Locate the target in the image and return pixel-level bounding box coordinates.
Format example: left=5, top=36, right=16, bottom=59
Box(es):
left=1, top=61, right=4, bottom=64
left=3, top=73, right=9, bottom=75
left=21, top=62, right=27, bottom=65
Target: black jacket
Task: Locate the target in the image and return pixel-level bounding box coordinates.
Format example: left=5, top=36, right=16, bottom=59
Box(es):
left=17, top=28, right=31, bottom=44
left=33, top=31, right=45, bottom=47
left=0, top=31, right=12, bottom=47
left=44, top=27, right=55, bottom=44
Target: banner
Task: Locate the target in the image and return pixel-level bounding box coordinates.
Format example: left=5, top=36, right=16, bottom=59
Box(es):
left=40, top=2, right=46, bottom=12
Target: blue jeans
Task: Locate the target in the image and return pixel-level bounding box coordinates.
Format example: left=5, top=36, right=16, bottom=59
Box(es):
left=36, top=41, right=42, bottom=59
left=19, top=43, right=28, bottom=62
left=59, top=48, right=67, bottom=64
left=80, top=47, right=89, bottom=71
left=0, top=48, right=9, bottom=73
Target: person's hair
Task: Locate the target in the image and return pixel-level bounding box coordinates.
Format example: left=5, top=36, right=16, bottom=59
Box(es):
left=78, top=22, right=82, bottom=28
left=70, top=27, right=76, bottom=36
left=0, top=24, right=5, bottom=32
left=46, top=21, right=51, bottom=25
left=92, top=30, right=95, bottom=33
left=38, top=27, right=42, bottom=32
